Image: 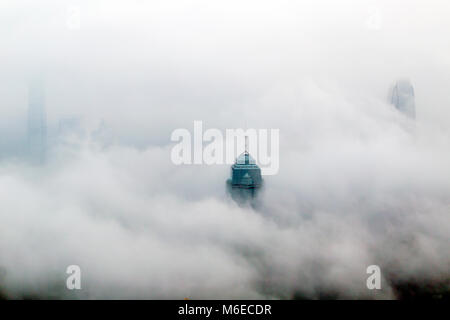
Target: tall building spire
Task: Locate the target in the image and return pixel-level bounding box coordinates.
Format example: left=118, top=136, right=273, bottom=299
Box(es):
left=226, top=141, right=263, bottom=205
left=245, top=135, right=248, bottom=154
left=27, top=77, right=47, bottom=164
left=391, top=79, right=416, bottom=119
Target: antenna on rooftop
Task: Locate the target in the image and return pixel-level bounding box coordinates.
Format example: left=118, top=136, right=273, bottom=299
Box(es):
left=245, top=135, right=249, bottom=154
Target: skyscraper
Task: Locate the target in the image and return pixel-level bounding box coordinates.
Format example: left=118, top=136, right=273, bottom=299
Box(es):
left=226, top=150, right=263, bottom=204
left=27, top=79, right=47, bottom=164
left=391, top=80, right=416, bottom=119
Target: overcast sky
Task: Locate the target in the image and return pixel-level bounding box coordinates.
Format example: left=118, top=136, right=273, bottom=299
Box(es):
left=0, top=0, right=449, bottom=299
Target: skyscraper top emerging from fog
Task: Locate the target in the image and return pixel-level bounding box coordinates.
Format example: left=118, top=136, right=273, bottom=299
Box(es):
left=27, top=78, right=47, bottom=164
left=229, top=151, right=263, bottom=188
left=226, top=144, right=263, bottom=205
left=391, top=80, right=416, bottom=119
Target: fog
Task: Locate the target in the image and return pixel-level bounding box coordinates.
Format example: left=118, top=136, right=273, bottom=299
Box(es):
left=0, top=0, right=449, bottom=299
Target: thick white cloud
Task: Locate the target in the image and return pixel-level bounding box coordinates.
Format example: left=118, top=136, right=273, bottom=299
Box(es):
left=0, top=0, right=449, bottom=299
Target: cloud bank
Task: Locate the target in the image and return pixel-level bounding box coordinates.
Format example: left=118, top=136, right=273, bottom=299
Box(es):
left=0, top=0, right=449, bottom=299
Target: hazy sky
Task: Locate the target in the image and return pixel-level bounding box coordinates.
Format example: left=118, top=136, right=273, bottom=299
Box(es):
left=0, top=0, right=449, bottom=299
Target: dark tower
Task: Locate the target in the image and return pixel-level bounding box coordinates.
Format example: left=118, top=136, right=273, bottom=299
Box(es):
left=226, top=138, right=263, bottom=204
left=27, top=79, right=47, bottom=164
left=391, top=80, right=416, bottom=119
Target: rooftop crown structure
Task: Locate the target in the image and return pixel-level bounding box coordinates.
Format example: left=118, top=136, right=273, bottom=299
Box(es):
left=226, top=138, right=263, bottom=204
left=230, top=151, right=262, bottom=188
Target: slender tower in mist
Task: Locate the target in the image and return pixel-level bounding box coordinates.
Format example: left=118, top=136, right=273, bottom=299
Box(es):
left=226, top=136, right=263, bottom=205
left=27, top=78, right=47, bottom=164
left=391, top=80, right=416, bottom=119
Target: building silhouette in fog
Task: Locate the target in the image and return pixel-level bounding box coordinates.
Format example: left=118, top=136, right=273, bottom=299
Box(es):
left=27, top=79, right=47, bottom=164
left=227, top=149, right=263, bottom=205
left=391, top=80, right=416, bottom=119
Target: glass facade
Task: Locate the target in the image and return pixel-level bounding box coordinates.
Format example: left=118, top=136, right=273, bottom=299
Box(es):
left=227, top=151, right=263, bottom=204
left=391, top=80, right=416, bottom=119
